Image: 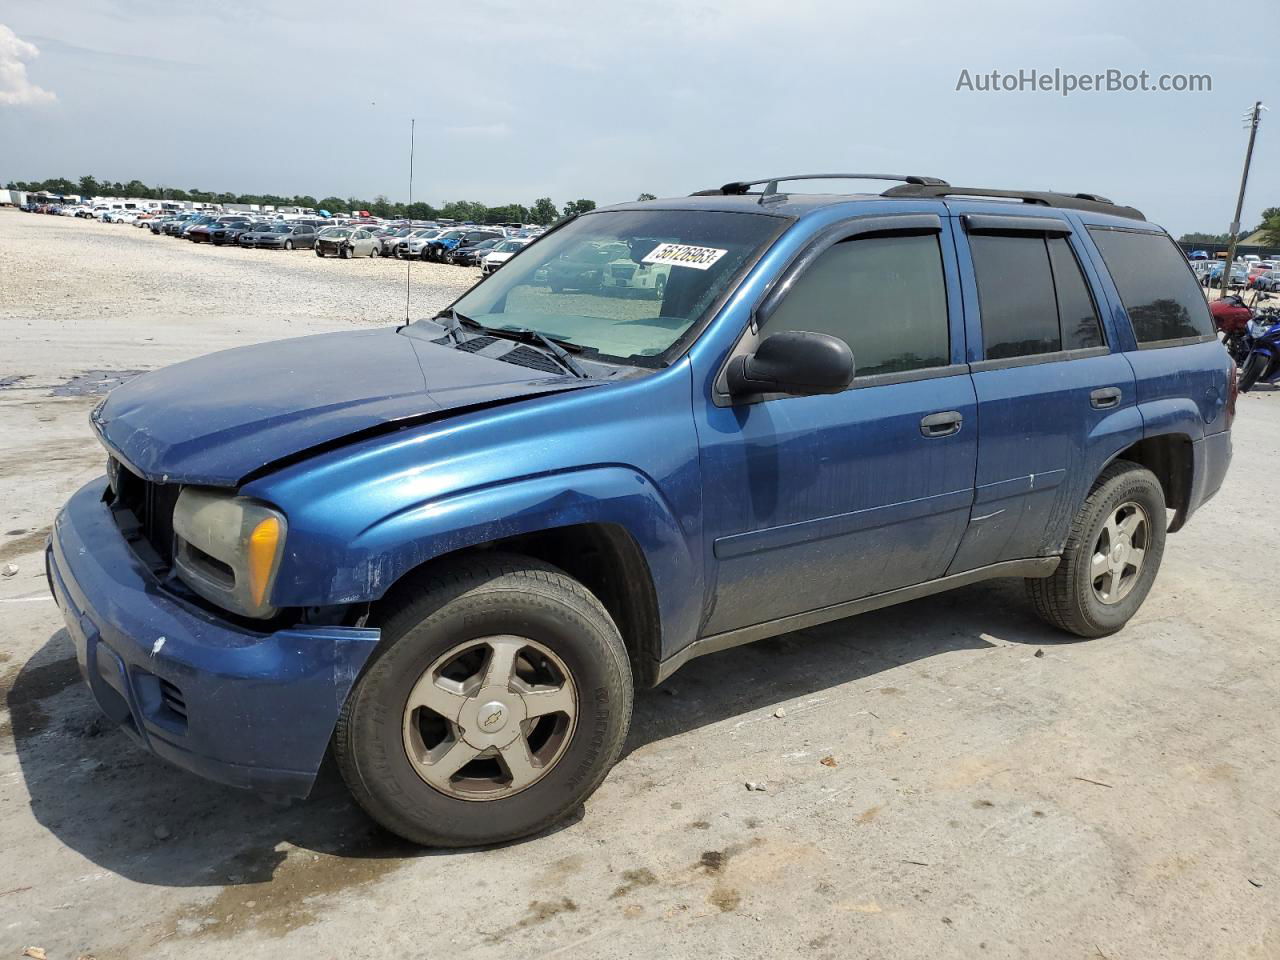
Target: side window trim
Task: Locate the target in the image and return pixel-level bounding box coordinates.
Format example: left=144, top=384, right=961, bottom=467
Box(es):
left=1045, top=235, right=1107, bottom=349
left=713, top=213, right=959, bottom=406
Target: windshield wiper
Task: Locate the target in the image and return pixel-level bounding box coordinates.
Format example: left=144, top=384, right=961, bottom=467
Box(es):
left=514, top=329, right=589, bottom=379
left=431, top=310, right=589, bottom=379
left=433, top=307, right=484, bottom=345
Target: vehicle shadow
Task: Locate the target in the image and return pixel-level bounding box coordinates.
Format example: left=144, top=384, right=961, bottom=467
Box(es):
left=6, top=578, right=1068, bottom=888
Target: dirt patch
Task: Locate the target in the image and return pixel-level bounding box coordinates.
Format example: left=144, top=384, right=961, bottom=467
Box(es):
left=50, top=369, right=147, bottom=397
left=610, top=868, right=657, bottom=899
left=0, top=527, right=52, bottom=565
left=160, top=838, right=416, bottom=942
left=480, top=897, right=579, bottom=944
left=0, top=656, right=79, bottom=704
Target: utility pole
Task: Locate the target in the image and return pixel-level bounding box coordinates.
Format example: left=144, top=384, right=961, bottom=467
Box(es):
left=1221, top=100, right=1265, bottom=295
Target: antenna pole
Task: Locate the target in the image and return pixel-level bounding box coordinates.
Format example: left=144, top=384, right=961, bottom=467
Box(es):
left=406, top=117, right=415, bottom=323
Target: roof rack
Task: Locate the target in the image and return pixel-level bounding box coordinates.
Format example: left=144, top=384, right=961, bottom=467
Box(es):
left=880, top=183, right=1145, bottom=221
left=691, top=173, right=950, bottom=199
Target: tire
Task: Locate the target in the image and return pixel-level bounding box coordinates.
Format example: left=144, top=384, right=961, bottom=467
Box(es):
left=341, top=245, right=352, bottom=259
left=316, top=248, right=324, bottom=258
left=369, top=245, right=379, bottom=258
left=284, top=239, right=294, bottom=251
left=1025, top=460, right=1166, bottom=638
left=1239, top=351, right=1270, bottom=392
left=334, top=553, right=633, bottom=847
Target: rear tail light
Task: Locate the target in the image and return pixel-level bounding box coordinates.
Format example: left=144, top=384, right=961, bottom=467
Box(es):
left=1226, top=358, right=1239, bottom=427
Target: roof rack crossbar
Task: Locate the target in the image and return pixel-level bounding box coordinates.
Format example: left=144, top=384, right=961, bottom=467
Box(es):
left=880, top=184, right=1145, bottom=221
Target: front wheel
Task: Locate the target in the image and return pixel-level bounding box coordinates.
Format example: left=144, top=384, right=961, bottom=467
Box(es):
left=1025, top=460, right=1166, bottom=638
left=284, top=239, right=294, bottom=251
left=334, top=554, right=633, bottom=847
left=315, top=248, right=324, bottom=257
left=1240, top=351, right=1271, bottom=392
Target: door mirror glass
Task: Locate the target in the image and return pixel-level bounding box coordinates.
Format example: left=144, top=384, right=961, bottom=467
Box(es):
left=727, top=331, right=854, bottom=398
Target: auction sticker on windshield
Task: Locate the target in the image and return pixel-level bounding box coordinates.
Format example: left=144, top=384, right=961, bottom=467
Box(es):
left=641, top=243, right=728, bottom=271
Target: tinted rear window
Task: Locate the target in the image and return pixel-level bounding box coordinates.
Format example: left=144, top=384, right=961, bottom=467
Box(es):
left=970, top=234, right=1061, bottom=359
left=1088, top=228, right=1214, bottom=343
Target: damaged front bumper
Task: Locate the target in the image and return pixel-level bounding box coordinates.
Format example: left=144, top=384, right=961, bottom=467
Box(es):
left=47, top=477, right=381, bottom=797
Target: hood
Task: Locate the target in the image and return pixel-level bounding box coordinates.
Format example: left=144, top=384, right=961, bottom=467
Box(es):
left=94, top=327, right=595, bottom=487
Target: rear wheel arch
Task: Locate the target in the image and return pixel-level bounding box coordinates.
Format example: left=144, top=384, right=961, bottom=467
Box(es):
left=1101, top=434, right=1193, bottom=531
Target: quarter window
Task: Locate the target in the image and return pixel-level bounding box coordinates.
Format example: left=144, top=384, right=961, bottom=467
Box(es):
left=1088, top=228, right=1214, bottom=344
left=970, top=233, right=1104, bottom=359
left=759, top=232, right=950, bottom=377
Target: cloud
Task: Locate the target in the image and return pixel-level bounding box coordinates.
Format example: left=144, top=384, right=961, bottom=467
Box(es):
left=0, top=24, right=56, bottom=105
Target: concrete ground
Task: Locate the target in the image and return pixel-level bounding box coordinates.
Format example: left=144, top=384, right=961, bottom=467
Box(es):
left=1, top=208, right=1278, bottom=960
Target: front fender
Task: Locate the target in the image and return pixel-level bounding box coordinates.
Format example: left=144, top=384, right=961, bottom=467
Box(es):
left=273, top=466, right=702, bottom=659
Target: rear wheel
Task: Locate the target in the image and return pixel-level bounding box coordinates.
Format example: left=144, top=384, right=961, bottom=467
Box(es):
left=334, top=554, right=633, bottom=847
left=369, top=245, right=379, bottom=258
left=1240, top=351, right=1270, bottom=392
left=1026, top=460, right=1166, bottom=638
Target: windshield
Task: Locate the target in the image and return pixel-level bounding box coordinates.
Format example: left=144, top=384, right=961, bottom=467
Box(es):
left=444, top=209, right=782, bottom=363
left=321, top=228, right=351, bottom=238
left=493, top=240, right=523, bottom=253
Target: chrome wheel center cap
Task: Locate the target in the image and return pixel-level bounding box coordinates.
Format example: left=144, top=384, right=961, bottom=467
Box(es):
left=457, top=685, right=528, bottom=749
left=478, top=701, right=508, bottom=733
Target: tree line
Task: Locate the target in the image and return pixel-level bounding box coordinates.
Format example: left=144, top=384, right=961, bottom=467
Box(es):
left=1179, top=206, right=1280, bottom=248
left=4, top=174, right=615, bottom=225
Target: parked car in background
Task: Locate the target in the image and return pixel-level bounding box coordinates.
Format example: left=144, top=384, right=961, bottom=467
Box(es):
left=400, top=228, right=442, bottom=259
left=209, top=218, right=258, bottom=245
left=447, top=237, right=502, bottom=266
left=480, top=237, right=532, bottom=276
left=240, top=222, right=318, bottom=250
left=602, top=251, right=671, bottom=298
left=376, top=227, right=415, bottom=256
left=315, top=226, right=380, bottom=258
left=174, top=214, right=216, bottom=237
left=427, top=228, right=504, bottom=262
left=190, top=216, right=250, bottom=243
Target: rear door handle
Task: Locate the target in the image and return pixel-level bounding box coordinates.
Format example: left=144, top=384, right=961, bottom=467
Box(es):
left=1090, top=387, right=1122, bottom=409
left=920, top=410, right=963, bottom=438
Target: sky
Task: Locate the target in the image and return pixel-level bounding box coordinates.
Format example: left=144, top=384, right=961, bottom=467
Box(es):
left=0, top=0, right=1274, bottom=236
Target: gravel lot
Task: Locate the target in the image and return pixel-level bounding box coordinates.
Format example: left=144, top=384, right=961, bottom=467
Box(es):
left=1, top=207, right=1278, bottom=960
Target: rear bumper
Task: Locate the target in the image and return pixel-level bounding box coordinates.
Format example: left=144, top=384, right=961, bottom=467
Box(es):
left=1183, top=429, right=1232, bottom=526
left=48, top=477, right=380, bottom=797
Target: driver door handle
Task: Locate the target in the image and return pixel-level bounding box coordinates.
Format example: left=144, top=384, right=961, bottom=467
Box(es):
left=1090, top=387, right=1122, bottom=409
left=920, top=411, right=963, bottom=438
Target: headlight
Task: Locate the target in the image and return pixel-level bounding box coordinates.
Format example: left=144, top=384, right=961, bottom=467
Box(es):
left=1248, top=319, right=1267, bottom=338
left=171, top=487, right=287, bottom=619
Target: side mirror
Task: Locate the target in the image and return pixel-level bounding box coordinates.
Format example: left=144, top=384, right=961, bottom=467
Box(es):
left=726, top=331, right=854, bottom=398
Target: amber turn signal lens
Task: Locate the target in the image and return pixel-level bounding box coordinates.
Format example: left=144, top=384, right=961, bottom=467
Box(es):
left=246, top=516, right=281, bottom=608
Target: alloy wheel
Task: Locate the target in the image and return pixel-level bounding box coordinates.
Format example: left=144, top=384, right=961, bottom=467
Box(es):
left=401, top=636, right=577, bottom=801
left=1090, top=501, right=1149, bottom=604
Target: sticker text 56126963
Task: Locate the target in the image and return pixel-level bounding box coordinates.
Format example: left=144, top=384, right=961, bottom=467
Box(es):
left=641, top=243, right=728, bottom=271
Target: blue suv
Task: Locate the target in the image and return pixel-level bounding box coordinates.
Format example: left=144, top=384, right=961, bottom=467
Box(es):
left=48, top=174, right=1235, bottom=846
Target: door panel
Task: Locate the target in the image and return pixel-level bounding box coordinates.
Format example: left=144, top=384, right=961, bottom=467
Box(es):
left=694, top=218, right=976, bottom=637
left=700, top=374, right=977, bottom=635
left=946, top=216, right=1140, bottom=572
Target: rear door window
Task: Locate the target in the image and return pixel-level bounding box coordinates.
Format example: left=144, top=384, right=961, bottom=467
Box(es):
left=970, top=233, right=1106, bottom=359
left=1088, top=228, right=1214, bottom=344
left=759, top=232, right=950, bottom=377
left=969, top=234, right=1061, bottom=359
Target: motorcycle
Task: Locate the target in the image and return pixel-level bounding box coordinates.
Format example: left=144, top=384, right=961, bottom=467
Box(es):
left=1238, top=314, right=1280, bottom=392
left=1211, top=295, right=1253, bottom=364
